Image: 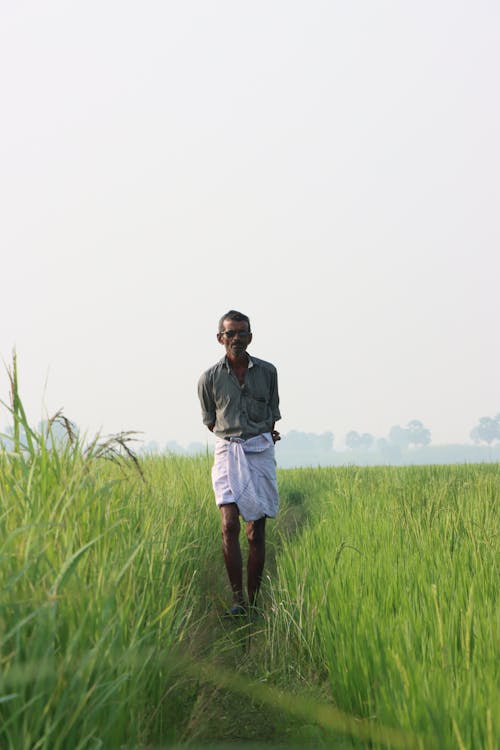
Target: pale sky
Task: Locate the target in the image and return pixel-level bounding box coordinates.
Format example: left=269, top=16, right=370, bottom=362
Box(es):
left=1, top=1, right=499, bottom=449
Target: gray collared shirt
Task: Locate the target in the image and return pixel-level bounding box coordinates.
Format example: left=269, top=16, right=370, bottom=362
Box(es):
left=198, top=355, right=281, bottom=440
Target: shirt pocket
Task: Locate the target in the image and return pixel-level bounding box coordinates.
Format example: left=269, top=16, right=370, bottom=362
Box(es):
left=247, top=395, right=268, bottom=422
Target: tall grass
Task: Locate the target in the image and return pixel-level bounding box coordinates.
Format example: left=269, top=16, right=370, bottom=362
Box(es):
left=266, top=465, right=499, bottom=749
left=0, top=363, right=498, bottom=748
left=0, top=360, right=219, bottom=747
left=0, top=442, right=226, bottom=747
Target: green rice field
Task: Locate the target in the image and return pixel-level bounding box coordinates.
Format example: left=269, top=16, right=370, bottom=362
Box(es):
left=1, top=382, right=498, bottom=748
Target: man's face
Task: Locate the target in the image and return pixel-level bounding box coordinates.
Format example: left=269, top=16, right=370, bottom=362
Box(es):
left=217, top=318, right=252, bottom=360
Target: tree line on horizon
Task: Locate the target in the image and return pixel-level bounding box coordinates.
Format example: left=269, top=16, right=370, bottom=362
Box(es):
left=280, top=413, right=500, bottom=454
left=1, top=413, right=499, bottom=457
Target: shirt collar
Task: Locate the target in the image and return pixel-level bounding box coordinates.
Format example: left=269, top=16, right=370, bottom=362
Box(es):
left=222, top=354, right=254, bottom=370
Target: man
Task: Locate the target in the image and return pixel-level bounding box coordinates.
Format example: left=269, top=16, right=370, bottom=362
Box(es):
left=198, top=310, right=281, bottom=617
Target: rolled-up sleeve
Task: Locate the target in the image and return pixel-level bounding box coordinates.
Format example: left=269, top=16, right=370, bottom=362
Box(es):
left=270, top=367, right=281, bottom=422
left=198, top=371, right=216, bottom=427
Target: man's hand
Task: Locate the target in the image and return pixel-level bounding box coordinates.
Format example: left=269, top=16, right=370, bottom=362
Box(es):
left=271, top=430, right=281, bottom=444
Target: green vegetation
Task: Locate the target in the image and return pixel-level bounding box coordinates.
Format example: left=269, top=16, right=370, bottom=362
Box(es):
left=1, top=369, right=498, bottom=748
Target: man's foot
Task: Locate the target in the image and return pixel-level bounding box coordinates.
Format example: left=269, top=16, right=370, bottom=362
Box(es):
left=223, top=604, right=247, bottom=618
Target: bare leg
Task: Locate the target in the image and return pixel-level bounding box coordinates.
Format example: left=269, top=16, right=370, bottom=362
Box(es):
left=246, top=517, right=266, bottom=607
left=220, top=504, right=245, bottom=606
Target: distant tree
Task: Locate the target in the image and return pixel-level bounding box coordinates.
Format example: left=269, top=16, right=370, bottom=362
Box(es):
left=377, top=436, right=403, bottom=464
left=470, top=414, right=500, bottom=445
left=388, top=425, right=411, bottom=449
left=389, top=421, right=431, bottom=448
left=346, top=431, right=374, bottom=450
left=317, top=431, right=335, bottom=452
left=407, top=419, right=431, bottom=447
left=164, top=440, right=184, bottom=454
left=359, top=432, right=375, bottom=450
left=345, top=431, right=362, bottom=450
left=142, top=440, right=160, bottom=454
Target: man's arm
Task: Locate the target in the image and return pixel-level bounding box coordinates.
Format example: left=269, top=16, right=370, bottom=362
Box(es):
left=197, top=372, right=216, bottom=431
left=270, top=366, right=281, bottom=443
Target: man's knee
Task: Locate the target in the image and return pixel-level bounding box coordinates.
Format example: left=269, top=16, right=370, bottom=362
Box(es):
left=246, top=519, right=265, bottom=547
left=221, top=506, right=240, bottom=540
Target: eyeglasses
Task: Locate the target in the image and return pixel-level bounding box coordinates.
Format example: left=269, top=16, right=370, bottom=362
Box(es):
left=220, top=330, right=251, bottom=339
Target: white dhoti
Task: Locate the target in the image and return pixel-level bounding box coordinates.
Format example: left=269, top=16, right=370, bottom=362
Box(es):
left=212, top=433, right=279, bottom=521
